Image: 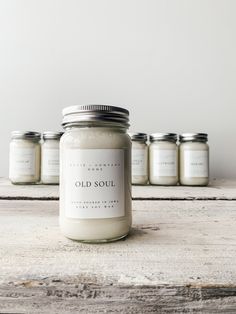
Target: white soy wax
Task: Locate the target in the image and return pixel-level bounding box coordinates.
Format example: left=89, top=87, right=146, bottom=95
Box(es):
left=60, top=105, right=132, bottom=243
left=179, top=133, right=209, bottom=186
left=149, top=133, right=178, bottom=185
left=41, top=131, right=63, bottom=184
left=9, top=131, right=41, bottom=184
left=129, top=133, right=148, bottom=185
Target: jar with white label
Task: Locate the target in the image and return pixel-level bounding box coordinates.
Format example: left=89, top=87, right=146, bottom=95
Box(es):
left=129, top=133, right=148, bottom=185
left=60, top=105, right=132, bottom=243
left=9, top=131, right=41, bottom=184
left=41, top=132, right=63, bottom=184
left=149, top=133, right=178, bottom=185
left=179, top=133, right=209, bottom=186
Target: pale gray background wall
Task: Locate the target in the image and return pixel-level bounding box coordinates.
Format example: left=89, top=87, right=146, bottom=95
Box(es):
left=0, top=0, right=236, bottom=178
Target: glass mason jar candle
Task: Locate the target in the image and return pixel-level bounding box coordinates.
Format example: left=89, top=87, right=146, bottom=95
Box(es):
left=41, top=131, right=63, bottom=184
left=60, top=105, right=132, bottom=243
left=129, top=133, right=148, bottom=185
left=9, top=131, right=41, bottom=184
left=149, top=133, right=178, bottom=185
left=179, top=133, right=209, bottom=186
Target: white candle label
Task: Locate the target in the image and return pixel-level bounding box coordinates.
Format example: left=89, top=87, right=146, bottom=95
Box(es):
left=184, top=150, right=208, bottom=177
left=132, top=148, right=147, bottom=176
left=64, top=149, right=125, bottom=219
left=153, top=149, right=177, bottom=177
left=42, top=148, right=59, bottom=176
left=9, top=147, right=36, bottom=176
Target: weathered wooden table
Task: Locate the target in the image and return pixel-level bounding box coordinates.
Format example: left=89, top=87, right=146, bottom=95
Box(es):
left=1, top=178, right=236, bottom=313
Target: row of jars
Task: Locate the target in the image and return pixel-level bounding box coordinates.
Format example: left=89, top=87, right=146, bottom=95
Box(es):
left=130, top=132, right=209, bottom=186
left=9, top=131, right=63, bottom=184
left=8, top=106, right=209, bottom=244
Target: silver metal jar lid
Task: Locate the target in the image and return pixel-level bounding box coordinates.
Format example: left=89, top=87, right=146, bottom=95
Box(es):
left=11, top=131, right=41, bottom=141
left=43, top=131, right=64, bottom=140
left=150, top=133, right=177, bottom=143
left=62, top=104, right=129, bottom=128
left=179, top=133, right=208, bottom=142
left=129, top=132, right=148, bottom=142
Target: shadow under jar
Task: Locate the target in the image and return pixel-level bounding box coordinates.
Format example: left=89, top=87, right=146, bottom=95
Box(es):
left=60, top=105, right=132, bottom=243
left=9, top=131, right=41, bottom=184
left=149, top=133, right=178, bottom=185
left=179, top=133, right=209, bottom=186
left=129, top=132, right=148, bottom=185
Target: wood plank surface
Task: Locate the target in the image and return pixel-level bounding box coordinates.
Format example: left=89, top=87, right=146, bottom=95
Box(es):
left=1, top=199, right=236, bottom=312
left=1, top=177, right=236, bottom=200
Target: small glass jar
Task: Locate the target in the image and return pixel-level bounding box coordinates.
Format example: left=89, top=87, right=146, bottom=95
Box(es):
left=129, top=133, right=148, bottom=185
left=149, top=133, right=178, bottom=185
left=179, top=133, right=209, bottom=186
left=41, top=131, right=63, bottom=184
left=60, top=104, right=132, bottom=243
left=9, top=131, right=41, bottom=184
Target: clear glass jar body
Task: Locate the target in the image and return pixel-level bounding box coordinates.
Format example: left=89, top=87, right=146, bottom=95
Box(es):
left=131, top=140, right=148, bottom=185
left=149, top=141, right=178, bottom=185
left=9, top=139, right=41, bottom=184
left=179, top=141, right=209, bottom=186
left=41, top=139, right=60, bottom=184
left=59, top=125, right=132, bottom=242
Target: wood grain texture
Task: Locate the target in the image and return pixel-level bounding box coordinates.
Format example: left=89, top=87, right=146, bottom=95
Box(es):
left=1, top=280, right=236, bottom=313
left=133, top=179, right=236, bottom=200
left=1, top=177, right=236, bottom=200
left=1, top=199, right=236, bottom=312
